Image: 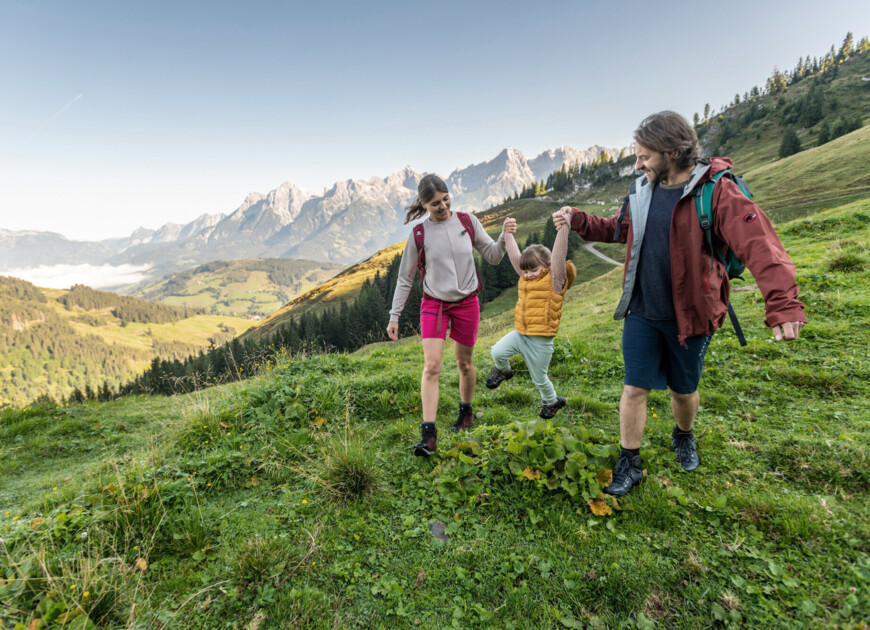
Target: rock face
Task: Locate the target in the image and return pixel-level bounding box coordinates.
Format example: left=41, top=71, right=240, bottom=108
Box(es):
left=3, top=143, right=628, bottom=273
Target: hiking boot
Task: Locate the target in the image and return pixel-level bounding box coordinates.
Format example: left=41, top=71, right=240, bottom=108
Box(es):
left=672, top=427, right=700, bottom=472
left=451, top=404, right=473, bottom=433
left=539, top=396, right=566, bottom=419
left=413, top=422, right=437, bottom=457
left=485, top=367, right=513, bottom=389
left=603, top=451, right=643, bottom=497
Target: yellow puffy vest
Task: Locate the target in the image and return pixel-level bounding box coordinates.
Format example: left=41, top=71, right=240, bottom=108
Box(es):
left=514, top=261, right=576, bottom=337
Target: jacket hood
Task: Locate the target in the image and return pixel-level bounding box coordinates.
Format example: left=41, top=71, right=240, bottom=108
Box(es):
left=706, top=157, right=735, bottom=177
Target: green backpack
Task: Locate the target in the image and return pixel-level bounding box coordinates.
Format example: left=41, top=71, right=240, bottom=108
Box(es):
left=693, top=169, right=752, bottom=346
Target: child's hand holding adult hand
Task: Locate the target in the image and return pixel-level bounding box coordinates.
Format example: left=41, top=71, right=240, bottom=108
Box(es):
left=503, top=217, right=517, bottom=234
left=553, top=207, right=573, bottom=229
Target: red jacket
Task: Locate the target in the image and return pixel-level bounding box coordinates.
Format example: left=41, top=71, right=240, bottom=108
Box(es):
left=570, top=157, right=806, bottom=343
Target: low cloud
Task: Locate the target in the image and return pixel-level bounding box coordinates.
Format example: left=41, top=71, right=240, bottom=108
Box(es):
left=4, top=264, right=153, bottom=290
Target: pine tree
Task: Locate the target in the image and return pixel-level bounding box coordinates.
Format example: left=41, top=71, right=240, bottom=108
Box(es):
left=703, top=103, right=710, bottom=121
left=817, top=120, right=830, bottom=146
left=779, top=127, right=801, bottom=158
left=837, top=32, right=854, bottom=61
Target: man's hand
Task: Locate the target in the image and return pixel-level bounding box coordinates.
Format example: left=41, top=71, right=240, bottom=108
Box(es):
left=553, top=207, right=574, bottom=229
left=772, top=321, right=804, bottom=341
left=387, top=321, right=399, bottom=341
left=503, top=217, right=517, bottom=234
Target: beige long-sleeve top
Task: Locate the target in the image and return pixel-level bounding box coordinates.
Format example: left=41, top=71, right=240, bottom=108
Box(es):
left=389, top=212, right=506, bottom=321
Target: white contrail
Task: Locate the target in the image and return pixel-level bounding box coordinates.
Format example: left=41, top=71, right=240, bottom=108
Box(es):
left=28, top=94, right=83, bottom=137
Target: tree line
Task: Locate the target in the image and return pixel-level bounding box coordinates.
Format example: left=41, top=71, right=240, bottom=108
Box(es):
left=59, top=284, right=204, bottom=323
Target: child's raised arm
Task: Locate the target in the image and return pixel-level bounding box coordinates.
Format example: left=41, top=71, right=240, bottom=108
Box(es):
left=551, top=209, right=571, bottom=293
left=504, top=226, right=523, bottom=276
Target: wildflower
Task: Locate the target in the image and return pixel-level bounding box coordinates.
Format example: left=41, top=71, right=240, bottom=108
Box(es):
left=13, top=516, right=19, bottom=521
left=52, top=487, right=58, bottom=492
left=301, top=499, right=307, bottom=504
left=653, top=413, right=658, bottom=418
left=3, top=511, right=8, bottom=515
left=207, top=483, right=212, bottom=487
left=70, top=584, right=76, bottom=589
left=83, top=591, right=90, bottom=598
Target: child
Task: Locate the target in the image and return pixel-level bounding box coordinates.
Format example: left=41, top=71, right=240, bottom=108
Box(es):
left=486, top=208, right=576, bottom=418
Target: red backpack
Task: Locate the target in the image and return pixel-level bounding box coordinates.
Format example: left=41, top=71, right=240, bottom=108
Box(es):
left=410, top=212, right=482, bottom=295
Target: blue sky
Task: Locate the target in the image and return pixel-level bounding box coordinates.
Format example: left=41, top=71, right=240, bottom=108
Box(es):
left=1, top=0, right=867, bottom=240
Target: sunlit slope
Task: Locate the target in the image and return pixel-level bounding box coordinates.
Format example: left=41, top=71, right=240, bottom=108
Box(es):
left=744, top=124, right=870, bottom=220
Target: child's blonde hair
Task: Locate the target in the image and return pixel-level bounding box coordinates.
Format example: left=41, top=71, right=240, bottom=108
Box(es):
left=520, top=244, right=551, bottom=271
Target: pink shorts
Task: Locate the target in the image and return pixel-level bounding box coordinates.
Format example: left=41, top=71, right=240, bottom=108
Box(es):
left=420, top=294, right=480, bottom=346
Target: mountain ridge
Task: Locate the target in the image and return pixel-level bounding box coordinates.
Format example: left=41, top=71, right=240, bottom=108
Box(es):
left=1, top=144, right=626, bottom=281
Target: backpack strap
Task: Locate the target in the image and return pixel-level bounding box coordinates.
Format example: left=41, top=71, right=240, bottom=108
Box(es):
left=411, top=224, right=426, bottom=281
left=456, top=212, right=484, bottom=296
left=612, top=181, right=636, bottom=241
left=613, top=194, right=630, bottom=241
left=693, top=170, right=747, bottom=347
left=456, top=211, right=475, bottom=238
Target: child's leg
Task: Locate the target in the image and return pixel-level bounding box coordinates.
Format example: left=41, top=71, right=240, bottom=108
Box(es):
left=522, top=337, right=557, bottom=403
left=490, top=330, right=523, bottom=371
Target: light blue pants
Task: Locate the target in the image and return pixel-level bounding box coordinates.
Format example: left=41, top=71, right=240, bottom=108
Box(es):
left=491, top=330, right=557, bottom=403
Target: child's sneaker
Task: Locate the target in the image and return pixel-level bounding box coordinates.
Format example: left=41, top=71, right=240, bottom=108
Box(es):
left=485, top=367, right=513, bottom=389
left=413, top=422, right=437, bottom=457
left=451, top=403, right=473, bottom=432
left=539, top=396, right=566, bottom=419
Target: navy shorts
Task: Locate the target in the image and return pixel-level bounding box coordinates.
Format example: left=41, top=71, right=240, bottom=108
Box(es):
left=622, top=313, right=712, bottom=394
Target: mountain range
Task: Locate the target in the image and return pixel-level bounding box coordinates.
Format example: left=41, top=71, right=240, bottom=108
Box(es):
left=0, top=144, right=625, bottom=285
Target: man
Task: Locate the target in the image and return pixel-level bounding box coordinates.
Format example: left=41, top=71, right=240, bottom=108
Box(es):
left=553, top=111, right=805, bottom=496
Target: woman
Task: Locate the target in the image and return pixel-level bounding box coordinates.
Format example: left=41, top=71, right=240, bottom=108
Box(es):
left=387, top=174, right=516, bottom=456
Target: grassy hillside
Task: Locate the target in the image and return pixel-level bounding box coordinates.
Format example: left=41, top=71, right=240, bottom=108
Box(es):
left=1, top=192, right=867, bottom=628
left=130, top=258, right=343, bottom=318
left=743, top=124, right=870, bottom=219
left=0, top=279, right=254, bottom=406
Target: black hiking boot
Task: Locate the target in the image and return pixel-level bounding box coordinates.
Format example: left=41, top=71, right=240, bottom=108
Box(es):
left=672, top=426, right=700, bottom=472
left=539, top=396, right=567, bottom=419
left=604, top=451, right=643, bottom=497
left=485, top=367, right=513, bottom=389
left=413, top=422, right=437, bottom=457
left=451, top=403, right=473, bottom=433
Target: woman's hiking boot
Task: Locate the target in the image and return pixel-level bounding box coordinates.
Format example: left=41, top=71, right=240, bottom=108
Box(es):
left=672, top=426, right=699, bottom=472
left=604, top=450, right=643, bottom=496
left=451, top=402, right=473, bottom=432
left=485, top=367, right=513, bottom=389
left=539, top=396, right=566, bottom=419
left=413, top=422, right=437, bottom=457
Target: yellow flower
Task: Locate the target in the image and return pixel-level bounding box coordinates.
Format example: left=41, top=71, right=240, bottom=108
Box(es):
left=3, top=511, right=8, bottom=515
left=301, top=499, right=307, bottom=504
left=653, top=413, right=658, bottom=418
left=83, top=591, right=90, bottom=597
left=70, top=584, right=76, bottom=589
left=52, top=487, right=58, bottom=491
left=13, top=516, right=19, bottom=521
left=207, top=483, right=211, bottom=487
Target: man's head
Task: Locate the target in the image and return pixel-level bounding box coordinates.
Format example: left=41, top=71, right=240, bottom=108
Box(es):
left=633, top=111, right=700, bottom=184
